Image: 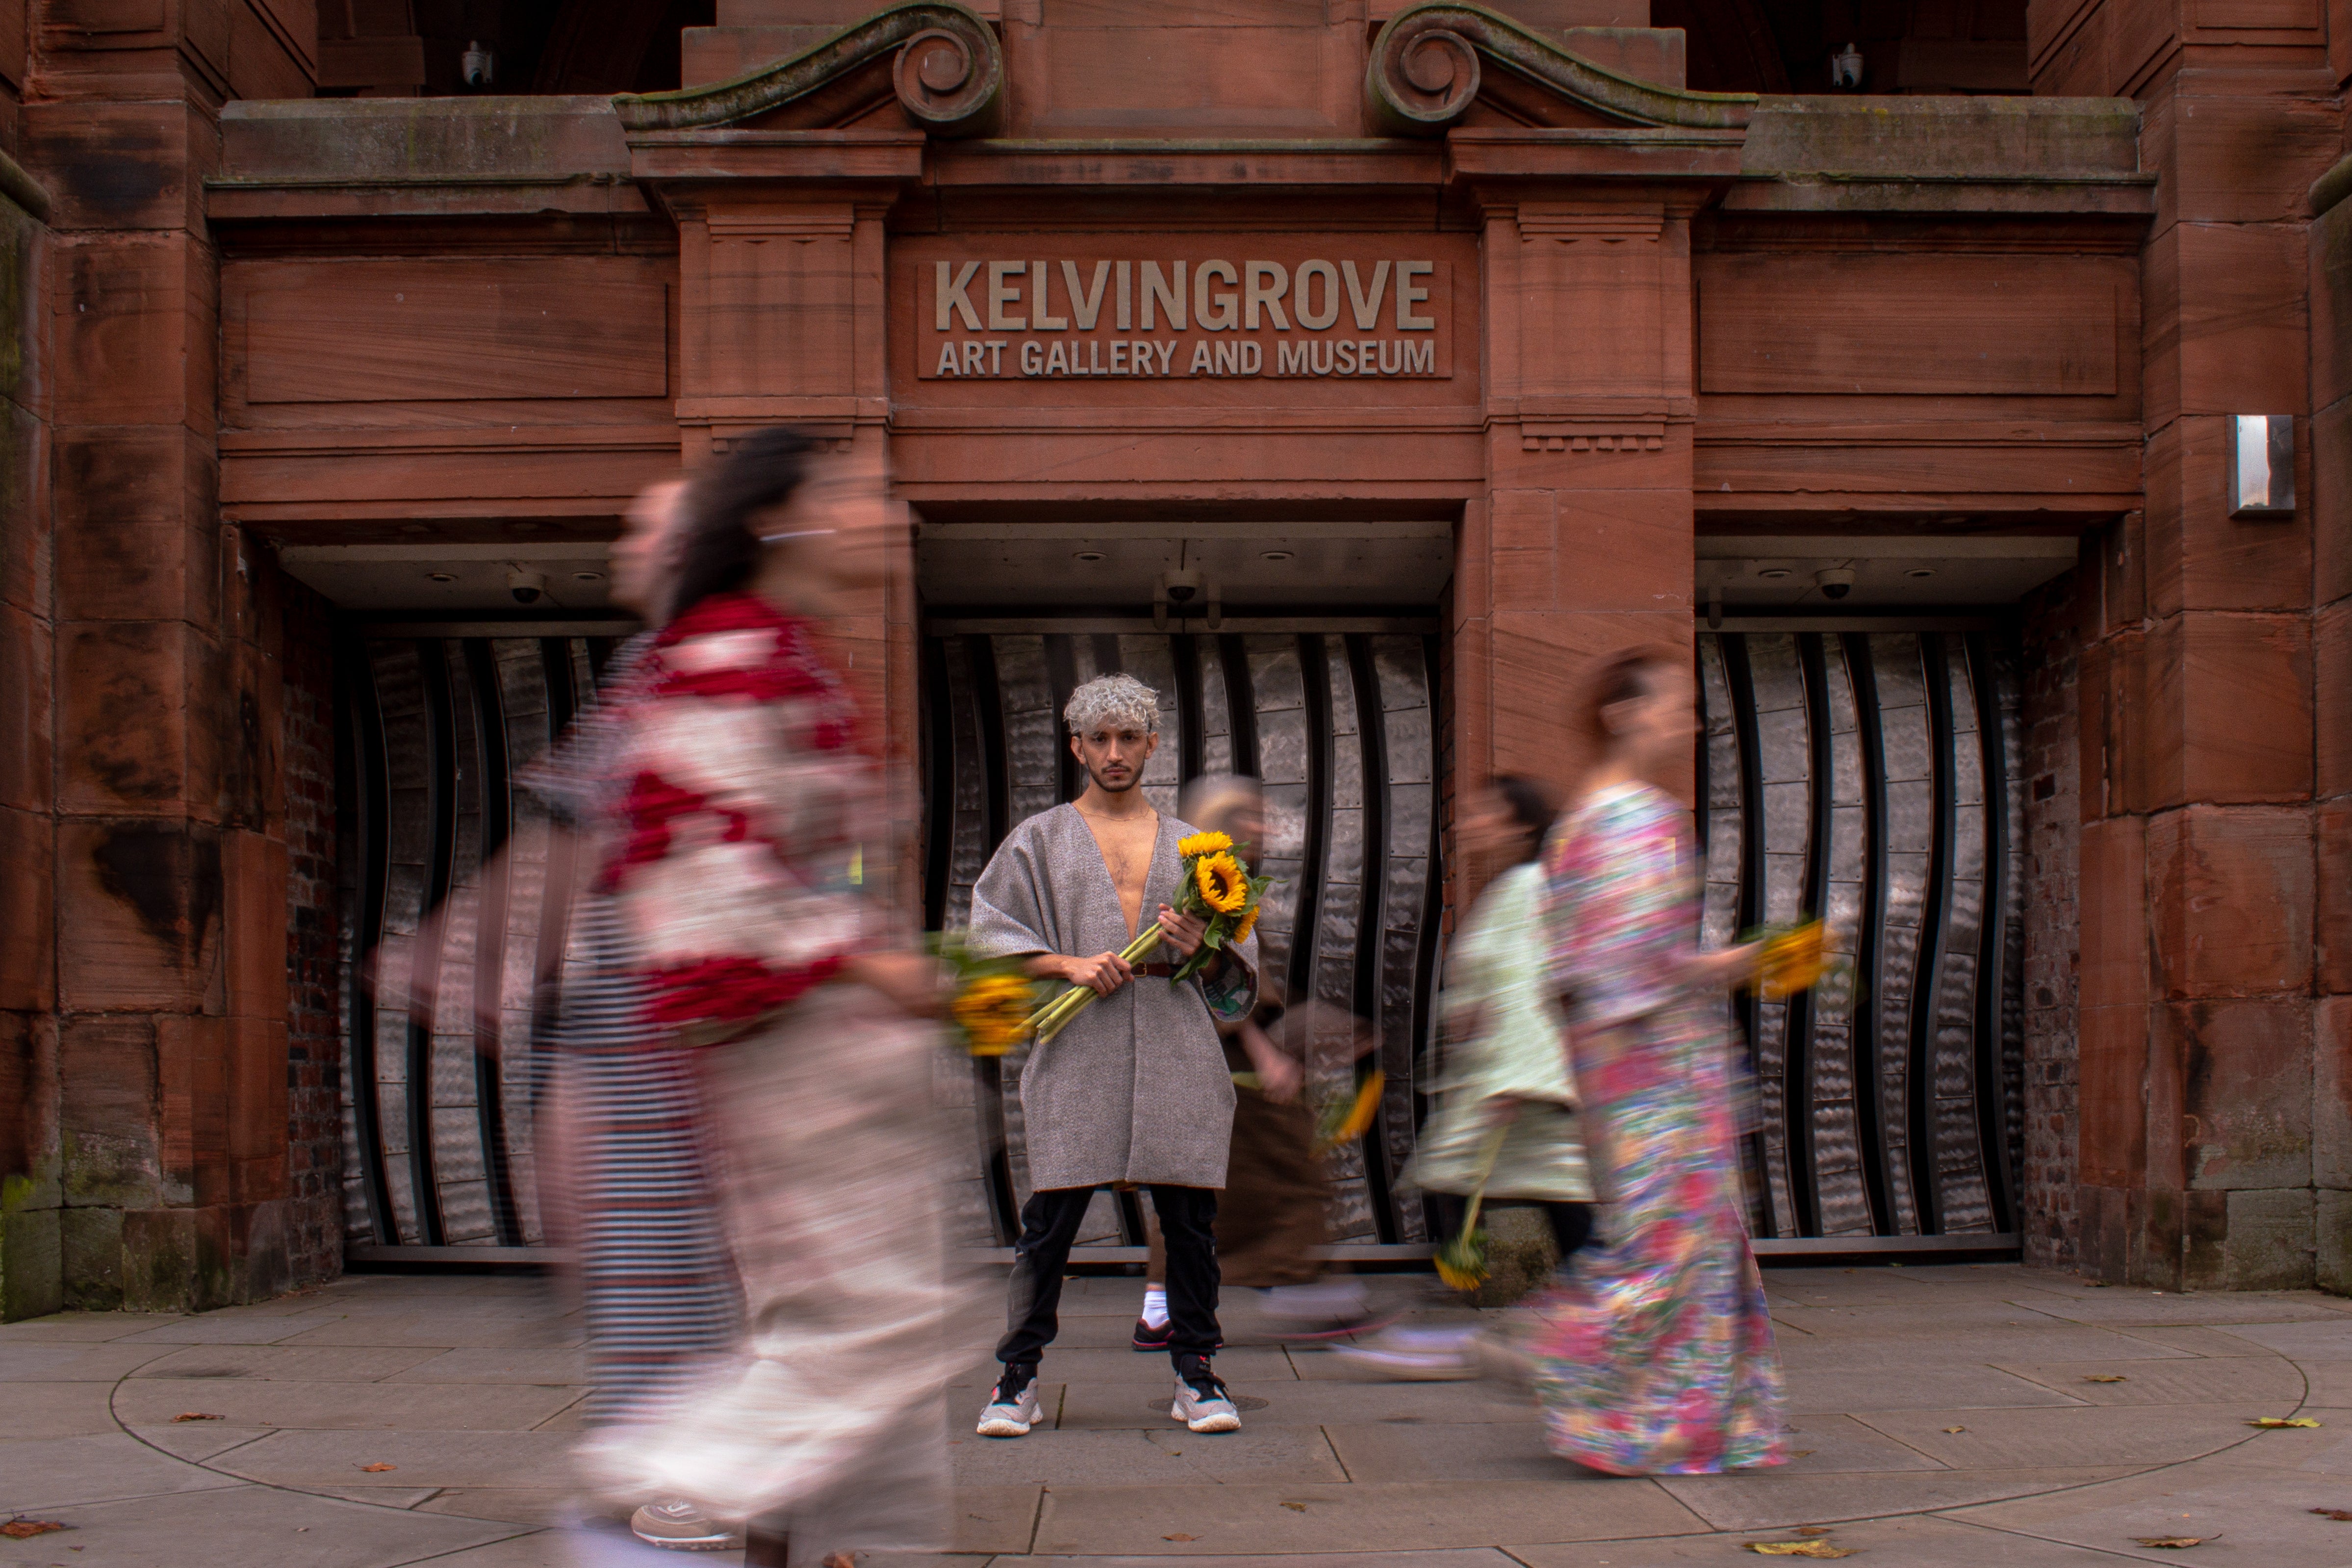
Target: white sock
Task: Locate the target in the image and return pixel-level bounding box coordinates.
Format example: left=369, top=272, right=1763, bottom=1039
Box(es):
left=1142, top=1285, right=1169, bottom=1328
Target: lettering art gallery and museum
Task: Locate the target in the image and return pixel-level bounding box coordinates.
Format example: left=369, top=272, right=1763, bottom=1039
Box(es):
left=0, top=0, right=2346, bottom=1318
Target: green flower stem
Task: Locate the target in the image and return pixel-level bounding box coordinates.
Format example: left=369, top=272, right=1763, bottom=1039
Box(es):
left=1025, top=925, right=1167, bottom=1046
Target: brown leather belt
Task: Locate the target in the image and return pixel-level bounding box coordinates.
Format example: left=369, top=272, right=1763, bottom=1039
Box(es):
left=1135, top=961, right=1178, bottom=978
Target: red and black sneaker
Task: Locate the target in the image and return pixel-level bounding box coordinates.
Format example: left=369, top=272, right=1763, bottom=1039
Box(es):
left=1131, top=1316, right=1174, bottom=1352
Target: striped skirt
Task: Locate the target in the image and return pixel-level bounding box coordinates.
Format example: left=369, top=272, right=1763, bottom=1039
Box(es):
left=555, top=892, right=743, bottom=1426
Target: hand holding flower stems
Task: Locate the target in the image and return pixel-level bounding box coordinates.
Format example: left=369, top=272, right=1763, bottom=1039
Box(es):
left=1748, top=919, right=1832, bottom=1001
left=1025, top=830, right=1273, bottom=1048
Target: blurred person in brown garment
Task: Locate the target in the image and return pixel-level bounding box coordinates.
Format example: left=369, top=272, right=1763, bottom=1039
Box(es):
left=1133, top=773, right=1388, bottom=1348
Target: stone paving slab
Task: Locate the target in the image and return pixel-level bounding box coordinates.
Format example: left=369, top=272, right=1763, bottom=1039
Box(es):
left=0, top=1340, right=179, bottom=1382
left=1024, top=1479, right=1712, bottom=1554
left=0, top=1482, right=528, bottom=1568
left=1945, top=1454, right=2352, bottom=1562
left=112, top=1374, right=585, bottom=1432
left=1054, top=1378, right=1534, bottom=1430
left=1993, top=1355, right=2307, bottom=1406
left=1771, top=1413, right=1951, bottom=1473
left=208, top=1428, right=579, bottom=1490
left=1781, top=1360, right=2086, bottom=1413
left=952, top=1426, right=1348, bottom=1487
left=9, top=1379, right=124, bottom=1438
left=128, top=1342, right=450, bottom=1381
left=1652, top=1465, right=2137, bottom=1532
left=0, top=1431, right=246, bottom=1512
left=1507, top=1512, right=2148, bottom=1566
left=2212, top=1408, right=2350, bottom=1478
left=2202, top=1318, right=2352, bottom=1360
left=1845, top=1402, right=2266, bottom=1470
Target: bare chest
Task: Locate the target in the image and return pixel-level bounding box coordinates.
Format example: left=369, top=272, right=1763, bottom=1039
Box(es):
left=1075, top=810, right=1159, bottom=936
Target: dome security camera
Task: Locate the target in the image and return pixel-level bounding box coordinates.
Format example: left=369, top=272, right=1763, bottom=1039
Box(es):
left=1816, top=566, right=1857, bottom=601
left=507, top=566, right=548, bottom=605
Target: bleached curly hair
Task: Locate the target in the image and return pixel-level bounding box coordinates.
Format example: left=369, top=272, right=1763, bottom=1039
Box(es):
left=1064, top=672, right=1160, bottom=736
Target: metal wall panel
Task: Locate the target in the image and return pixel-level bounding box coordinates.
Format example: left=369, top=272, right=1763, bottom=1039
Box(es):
left=1698, top=630, right=2026, bottom=1241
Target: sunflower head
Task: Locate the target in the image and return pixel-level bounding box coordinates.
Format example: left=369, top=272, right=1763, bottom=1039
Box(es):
left=1194, top=851, right=1249, bottom=914
left=1434, top=1229, right=1489, bottom=1291
left=1177, top=829, right=1233, bottom=858
left=953, top=974, right=1034, bottom=1056
left=1229, top=902, right=1260, bottom=948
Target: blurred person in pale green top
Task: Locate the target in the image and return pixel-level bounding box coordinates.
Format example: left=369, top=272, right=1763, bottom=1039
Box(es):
left=1334, top=774, right=1594, bottom=1380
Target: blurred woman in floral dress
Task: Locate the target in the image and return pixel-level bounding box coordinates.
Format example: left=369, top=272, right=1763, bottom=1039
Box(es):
left=1524, top=647, right=1787, bottom=1477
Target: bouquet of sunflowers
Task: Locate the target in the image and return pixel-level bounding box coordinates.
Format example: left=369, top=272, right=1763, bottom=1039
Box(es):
left=931, top=933, right=1038, bottom=1058
left=1746, top=918, right=1834, bottom=1002
left=1024, top=828, right=1272, bottom=1048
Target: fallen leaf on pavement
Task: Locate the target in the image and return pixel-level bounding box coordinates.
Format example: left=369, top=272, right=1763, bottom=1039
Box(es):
left=171, top=1412, right=223, bottom=1422
left=1797, top=1527, right=1834, bottom=1536
left=1279, top=1502, right=1308, bottom=1513
left=2131, top=1539, right=2203, bottom=1549
left=1943, top=1426, right=1968, bottom=1434
left=2083, top=1375, right=2129, bottom=1383
left=2249, top=1418, right=2322, bottom=1428
left=0, top=1520, right=68, bottom=1540
left=358, top=1463, right=398, bottom=1473
left=1743, top=1542, right=1853, bottom=1558
left=2310, top=1508, right=2352, bottom=1521
left=1790, top=1450, right=1815, bottom=1458
left=1162, top=1534, right=1196, bottom=1542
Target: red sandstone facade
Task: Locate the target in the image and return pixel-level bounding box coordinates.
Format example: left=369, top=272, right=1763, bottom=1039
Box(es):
left=0, top=0, right=2345, bottom=1314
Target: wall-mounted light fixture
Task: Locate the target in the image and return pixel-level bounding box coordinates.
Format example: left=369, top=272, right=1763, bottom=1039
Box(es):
left=1830, top=42, right=1864, bottom=90
left=461, top=40, right=494, bottom=87
left=2228, top=414, right=2295, bottom=516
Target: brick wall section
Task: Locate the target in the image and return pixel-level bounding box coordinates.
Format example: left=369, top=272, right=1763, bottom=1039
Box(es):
left=280, top=574, right=341, bottom=1287
left=2020, top=566, right=2083, bottom=1272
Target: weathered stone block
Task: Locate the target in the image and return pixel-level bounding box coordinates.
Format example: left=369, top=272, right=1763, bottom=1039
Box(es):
left=2318, top=1187, right=2351, bottom=1296
left=2315, top=397, right=2352, bottom=609
left=59, top=1204, right=122, bottom=1310
left=53, top=428, right=217, bottom=624
left=120, top=1205, right=194, bottom=1313
left=2142, top=221, right=2308, bottom=430
left=54, top=233, right=214, bottom=433
left=0, top=1205, right=61, bottom=1321
left=2142, top=611, right=2312, bottom=806
left=2319, top=996, right=2352, bottom=1190
left=20, top=99, right=211, bottom=233
left=0, top=803, right=54, bottom=1013
left=2222, top=1186, right=2316, bottom=1290
left=2143, top=418, right=2313, bottom=617
left=58, top=1015, right=159, bottom=1207
left=2148, top=804, right=2313, bottom=999
left=56, top=619, right=197, bottom=816
left=2171, top=999, right=2313, bottom=1190
left=55, top=819, right=225, bottom=1014
left=0, top=598, right=53, bottom=815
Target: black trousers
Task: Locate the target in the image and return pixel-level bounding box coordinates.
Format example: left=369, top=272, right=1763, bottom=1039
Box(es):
left=998, top=1184, right=1220, bottom=1367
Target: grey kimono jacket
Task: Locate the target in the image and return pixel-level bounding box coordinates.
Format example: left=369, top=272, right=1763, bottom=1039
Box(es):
left=967, top=803, right=1258, bottom=1190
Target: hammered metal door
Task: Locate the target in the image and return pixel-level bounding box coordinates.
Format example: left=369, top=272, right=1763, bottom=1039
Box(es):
left=1698, top=629, right=2025, bottom=1244
left=925, top=629, right=1446, bottom=1250
left=337, top=632, right=618, bottom=1252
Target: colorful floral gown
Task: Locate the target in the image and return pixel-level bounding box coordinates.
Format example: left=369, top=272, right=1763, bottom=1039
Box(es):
left=1525, top=780, right=1787, bottom=1476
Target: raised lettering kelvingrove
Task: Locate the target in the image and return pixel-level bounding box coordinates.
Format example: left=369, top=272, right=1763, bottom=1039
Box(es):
left=925, top=257, right=1446, bottom=379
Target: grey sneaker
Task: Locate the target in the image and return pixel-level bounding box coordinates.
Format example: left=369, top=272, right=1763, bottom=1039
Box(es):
left=1171, top=1356, right=1241, bottom=1433
left=629, top=1500, right=741, bottom=1551
left=976, top=1364, right=1042, bottom=1437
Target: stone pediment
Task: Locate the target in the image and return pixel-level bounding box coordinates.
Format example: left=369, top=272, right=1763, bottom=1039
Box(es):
left=614, top=0, right=1002, bottom=137
left=614, top=0, right=1753, bottom=145
left=1368, top=3, right=1755, bottom=135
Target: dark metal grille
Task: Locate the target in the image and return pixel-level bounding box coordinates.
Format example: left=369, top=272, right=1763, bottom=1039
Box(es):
left=1698, top=629, right=2026, bottom=1243
left=336, top=632, right=614, bottom=1250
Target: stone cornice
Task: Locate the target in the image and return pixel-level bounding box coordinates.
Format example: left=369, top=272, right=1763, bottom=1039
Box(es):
left=613, top=0, right=1002, bottom=138
left=1366, top=0, right=1756, bottom=136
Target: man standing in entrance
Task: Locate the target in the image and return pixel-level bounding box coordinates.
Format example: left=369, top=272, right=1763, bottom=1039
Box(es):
left=966, top=672, right=1258, bottom=1438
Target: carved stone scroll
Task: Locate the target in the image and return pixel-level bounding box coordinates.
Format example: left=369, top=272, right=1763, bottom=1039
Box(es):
left=614, top=0, right=1003, bottom=137
left=1366, top=0, right=1755, bottom=136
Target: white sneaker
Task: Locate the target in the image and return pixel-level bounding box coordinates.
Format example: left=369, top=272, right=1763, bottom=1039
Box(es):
left=629, top=1500, right=741, bottom=1551
left=976, top=1367, right=1042, bottom=1437
left=1171, top=1359, right=1242, bottom=1433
